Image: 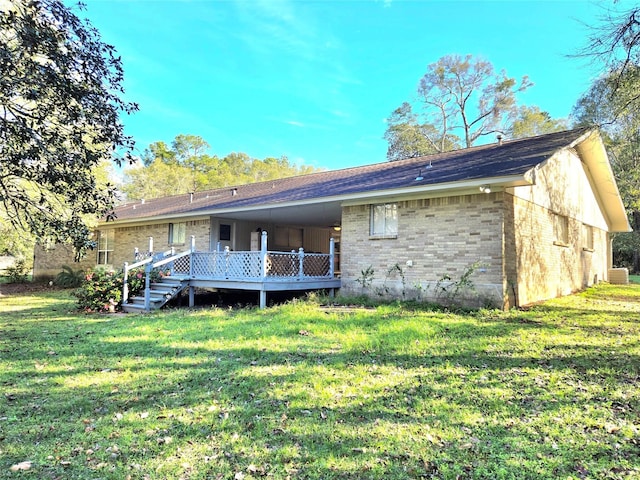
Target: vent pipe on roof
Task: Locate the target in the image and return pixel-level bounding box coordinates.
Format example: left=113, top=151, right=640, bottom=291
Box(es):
left=190, top=192, right=194, bottom=203
left=231, top=188, right=237, bottom=196
left=141, top=198, right=145, bottom=204
left=497, top=134, right=503, bottom=146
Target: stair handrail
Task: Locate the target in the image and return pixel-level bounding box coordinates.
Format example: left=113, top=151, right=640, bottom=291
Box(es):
left=144, top=246, right=194, bottom=310
left=123, top=247, right=174, bottom=306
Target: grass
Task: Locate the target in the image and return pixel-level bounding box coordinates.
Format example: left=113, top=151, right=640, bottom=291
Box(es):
left=1, top=285, right=639, bottom=479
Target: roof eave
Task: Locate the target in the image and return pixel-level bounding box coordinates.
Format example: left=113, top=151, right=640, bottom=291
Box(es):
left=99, top=175, right=530, bottom=227
left=575, top=130, right=632, bottom=233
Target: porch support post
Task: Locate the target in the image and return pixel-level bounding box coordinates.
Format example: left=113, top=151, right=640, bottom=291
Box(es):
left=260, top=230, right=268, bottom=308
left=189, top=286, right=195, bottom=307
left=329, top=238, right=335, bottom=277
left=122, top=262, right=129, bottom=304
left=148, top=237, right=154, bottom=256
left=189, top=235, right=195, bottom=277
left=260, top=231, right=268, bottom=279
left=298, top=247, right=304, bottom=279
left=144, top=261, right=152, bottom=311
left=259, top=290, right=266, bottom=309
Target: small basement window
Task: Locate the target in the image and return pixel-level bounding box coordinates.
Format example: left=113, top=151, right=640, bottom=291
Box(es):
left=370, top=203, right=398, bottom=238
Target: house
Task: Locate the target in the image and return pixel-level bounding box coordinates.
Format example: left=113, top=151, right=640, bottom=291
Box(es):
left=33, top=127, right=631, bottom=309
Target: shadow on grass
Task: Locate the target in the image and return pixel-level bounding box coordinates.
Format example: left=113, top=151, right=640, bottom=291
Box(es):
left=2, top=292, right=639, bottom=479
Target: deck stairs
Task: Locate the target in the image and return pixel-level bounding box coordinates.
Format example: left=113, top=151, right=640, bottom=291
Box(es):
left=121, top=275, right=189, bottom=313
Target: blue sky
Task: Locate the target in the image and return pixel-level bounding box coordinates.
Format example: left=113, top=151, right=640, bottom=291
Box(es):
left=79, top=0, right=627, bottom=170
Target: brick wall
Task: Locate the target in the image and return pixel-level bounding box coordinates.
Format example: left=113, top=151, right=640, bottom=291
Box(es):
left=508, top=149, right=609, bottom=306
left=112, top=218, right=211, bottom=266
left=33, top=243, right=95, bottom=281
left=509, top=194, right=608, bottom=305
left=340, top=193, right=506, bottom=307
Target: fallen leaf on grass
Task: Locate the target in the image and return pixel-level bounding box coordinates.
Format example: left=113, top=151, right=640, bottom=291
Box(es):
left=10, top=461, right=32, bottom=471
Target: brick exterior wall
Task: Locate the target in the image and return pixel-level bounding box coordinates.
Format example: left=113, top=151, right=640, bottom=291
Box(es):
left=112, top=218, right=211, bottom=264
left=508, top=193, right=608, bottom=305
left=507, top=149, right=610, bottom=306
left=340, top=193, right=506, bottom=307
left=33, top=243, right=95, bottom=281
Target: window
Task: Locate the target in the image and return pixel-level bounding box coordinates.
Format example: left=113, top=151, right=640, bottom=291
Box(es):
left=370, top=203, right=398, bottom=238
left=220, top=224, right=231, bottom=242
left=97, top=229, right=114, bottom=265
left=553, top=214, right=569, bottom=246
left=583, top=224, right=594, bottom=251
left=168, top=222, right=186, bottom=244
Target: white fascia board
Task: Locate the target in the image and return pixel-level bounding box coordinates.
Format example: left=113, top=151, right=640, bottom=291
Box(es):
left=340, top=175, right=530, bottom=206
left=100, top=174, right=529, bottom=227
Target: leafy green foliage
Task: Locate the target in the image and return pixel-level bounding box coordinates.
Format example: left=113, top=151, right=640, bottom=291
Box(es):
left=508, top=105, right=568, bottom=139
left=418, top=54, right=532, bottom=148
left=355, top=265, right=375, bottom=293
left=1, top=284, right=639, bottom=478
left=578, top=3, right=640, bottom=117
left=123, top=134, right=319, bottom=201
left=54, top=265, right=85, bottom=288
left=573, top=67, right=640, bottom=272
left=384, top=54, right=535, bottom=159
left=73, top=267, right=122, bottom=313
left=384, top=102, right=460, bottom=160
left=5, top=257, right=30, bottom=283
left=72, top=266, right=169, bottom=312
left=0, top=0, right=137, bottom=259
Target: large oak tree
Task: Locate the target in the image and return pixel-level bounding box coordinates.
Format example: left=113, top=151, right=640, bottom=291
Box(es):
left=0, top=0, right=137, bottom=259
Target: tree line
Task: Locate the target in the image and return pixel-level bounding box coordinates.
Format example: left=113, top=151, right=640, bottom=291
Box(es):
left=121, top=134, right=319, bottom=201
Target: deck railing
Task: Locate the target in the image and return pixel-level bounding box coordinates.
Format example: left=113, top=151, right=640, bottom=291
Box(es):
left=123, top=231, right=335, bottom=307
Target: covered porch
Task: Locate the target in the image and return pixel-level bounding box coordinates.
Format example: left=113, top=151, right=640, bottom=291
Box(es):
left=122, top=230, right=341, bottom=311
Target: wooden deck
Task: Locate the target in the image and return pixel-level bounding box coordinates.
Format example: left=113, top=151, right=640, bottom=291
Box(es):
left=123, top=232, right=340, bottom=310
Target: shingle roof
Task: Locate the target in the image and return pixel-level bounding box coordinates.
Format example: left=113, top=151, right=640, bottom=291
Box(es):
left=112, top=127, right=592, bottom=222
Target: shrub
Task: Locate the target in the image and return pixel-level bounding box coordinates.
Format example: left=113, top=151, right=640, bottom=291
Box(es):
left=55, top=265, right=85, bottom=288
left=6, top=258, right=30, bottom=283
left=73, top=266, right=171, bottom=313
left=74, top=267, right=122, bottom=313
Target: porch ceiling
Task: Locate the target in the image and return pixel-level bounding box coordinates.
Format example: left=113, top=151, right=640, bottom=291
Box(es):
left=209, top=199, right=344, bottom=227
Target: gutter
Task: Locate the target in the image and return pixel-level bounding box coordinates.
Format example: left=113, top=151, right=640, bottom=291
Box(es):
left=99, top=174, right=530, bottom=227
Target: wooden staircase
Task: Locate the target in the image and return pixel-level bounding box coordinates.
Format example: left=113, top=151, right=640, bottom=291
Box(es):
left=121, top=275, right=189, bottom=313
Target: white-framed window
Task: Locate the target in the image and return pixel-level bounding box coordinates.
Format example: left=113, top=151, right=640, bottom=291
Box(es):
left=370, top=203, right=398, bottom=238
left=168, top=222, right=186, bottom=244
left=583, top=224, right=594, bottom=251
left=553, top=214, right=569, bottom=246
left=97, top=229, right=114, bottom=265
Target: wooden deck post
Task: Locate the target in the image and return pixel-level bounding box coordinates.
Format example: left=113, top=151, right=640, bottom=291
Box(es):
left=329, top=238, right=335, bottom=277
left=260, top=231, right=268, bottom=278
left=259, top=290, right=266, bottom=309
left=260, top=231, right=268, bottom=308
left=122, top=262, right=129, bottom=304
left=144, top=261, right=152, bottom=311
left=298, top=247, right=304, bottom=279
left=189, top=235, right=196, bottom=307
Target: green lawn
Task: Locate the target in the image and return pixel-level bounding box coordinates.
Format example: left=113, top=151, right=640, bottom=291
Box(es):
left=1, top=285, right=639, bottom=479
